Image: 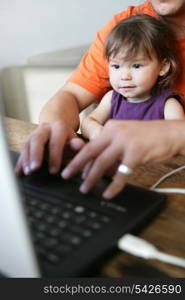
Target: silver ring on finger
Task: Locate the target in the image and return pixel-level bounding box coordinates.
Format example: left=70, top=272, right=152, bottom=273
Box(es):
left=117, top=164, right=133, bottom=176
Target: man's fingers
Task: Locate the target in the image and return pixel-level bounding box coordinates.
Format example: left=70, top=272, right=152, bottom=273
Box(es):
left=69, top=137, right=85, bottom=151
left=82, top=160, right=94, bottom=179
left=79, top=144, right=121, bottom=194
left=27, top=125, right=51, bottom=173
left=102, top=155, right=138, bottom=199
left=103, top=171, right=127, bottom=199
left=16, top=121, right=78, bottom=176
left=48, top=122, right=69, bottom=173
left=15, top=142, right=31, bottom=175
left=15, top=124, right=50, bottom=175
left=15, top=148, right=27, bottom=174
left=61, top=138, right=109, bottom=178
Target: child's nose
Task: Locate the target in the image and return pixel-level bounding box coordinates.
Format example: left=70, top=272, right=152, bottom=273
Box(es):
left=121, top=68, right=131, bottom=80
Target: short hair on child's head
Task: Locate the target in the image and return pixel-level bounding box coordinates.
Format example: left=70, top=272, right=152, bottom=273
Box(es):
left=104, top=14, right=179, bottom=92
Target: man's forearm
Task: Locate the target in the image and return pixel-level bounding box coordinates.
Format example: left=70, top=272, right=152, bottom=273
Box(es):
left=174, top=120, right=185, bottom=156
left=39, top=82, right=98, bottom=131
left=39, top=89, right=80, bottom=131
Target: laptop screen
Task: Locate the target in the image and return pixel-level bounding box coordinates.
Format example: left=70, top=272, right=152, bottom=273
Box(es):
left=0, top=116, right=40, bottom=277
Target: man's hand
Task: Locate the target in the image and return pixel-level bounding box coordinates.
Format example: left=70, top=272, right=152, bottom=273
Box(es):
left=15, top=120, right=78, bottom=175
left=62, top=120, right=184, bottom=199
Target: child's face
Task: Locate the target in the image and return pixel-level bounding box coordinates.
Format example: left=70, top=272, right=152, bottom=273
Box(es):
left=108, top=50, right=166, bottom=101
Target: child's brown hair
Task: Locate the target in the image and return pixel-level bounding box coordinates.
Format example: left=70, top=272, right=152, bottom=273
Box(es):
left=104, top=14, right=179, bottom=93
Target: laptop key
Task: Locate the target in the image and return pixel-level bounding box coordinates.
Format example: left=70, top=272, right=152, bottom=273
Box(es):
left=61, top=232, right=82, bottom=246
left=101, top=215, right=111, bottom=223
left=74, top=206, right=85, bottom=213
left=45, top=253, right=60, bottom=264
left=86, top=221, right=102, bottom=230
left=42, top=237, right=58, bottom=249
left=70, top=225, right=93, bottom=239
left=56, top=244, right=73, bottom=256
left=44, top=215, right=57, bottom=224
left=61, top=211, right=73, bottom=219
left=48, top=228, right=61, bottom=237
left=73, top=215, right=86, bottom=224
left=57, top=220, right=68, bottom=229
left=37, top=223, right=48, bottom=232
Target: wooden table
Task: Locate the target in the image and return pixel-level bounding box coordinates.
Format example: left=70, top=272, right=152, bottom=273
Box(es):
left=5, top=117, right=185, bottom=278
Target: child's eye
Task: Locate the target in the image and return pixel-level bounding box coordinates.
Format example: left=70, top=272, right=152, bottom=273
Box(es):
left=111, top=64, right=120, bottom=69
left=133, top=64, right=142, bottom=69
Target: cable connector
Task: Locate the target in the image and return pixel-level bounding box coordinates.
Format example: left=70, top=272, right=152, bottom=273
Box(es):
left=118, top=234, right=185, bottom=268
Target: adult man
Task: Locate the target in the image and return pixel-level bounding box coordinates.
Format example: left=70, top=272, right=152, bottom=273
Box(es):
left=16, top=0, right=185, bottom=198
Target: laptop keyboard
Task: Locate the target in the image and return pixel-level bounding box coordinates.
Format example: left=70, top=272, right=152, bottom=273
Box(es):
left=22, top=187, right=112, bottom=265
left=8, top=151, right=165, bottom=276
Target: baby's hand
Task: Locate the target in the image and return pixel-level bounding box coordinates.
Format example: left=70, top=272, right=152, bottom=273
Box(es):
left=89, top=126, right=103, bottom=140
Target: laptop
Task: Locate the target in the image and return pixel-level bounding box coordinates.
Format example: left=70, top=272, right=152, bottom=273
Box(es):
left=0, top=116, right=166, bottom=278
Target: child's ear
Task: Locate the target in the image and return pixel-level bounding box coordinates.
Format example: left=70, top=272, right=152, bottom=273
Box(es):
left=159, top=59, right=170, bottom=76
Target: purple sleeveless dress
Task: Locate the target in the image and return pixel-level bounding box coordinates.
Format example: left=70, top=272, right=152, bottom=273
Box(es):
left=109, top=89, right=184, bottom=120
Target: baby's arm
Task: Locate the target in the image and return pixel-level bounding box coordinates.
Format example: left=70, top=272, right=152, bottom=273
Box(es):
left=81, top=90, right=113, bottom=140
left=164, top=98, right=185, bottom=120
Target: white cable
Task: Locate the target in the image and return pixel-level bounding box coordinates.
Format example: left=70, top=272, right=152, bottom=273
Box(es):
left=117, top=167, right=185, bottom=267
left=152, top=188, right=185, bottom=194
left=150, top=165, right=185, bottom=189
left=118, top=234, right=185, bottom=268
left=117, top=166, right=185, bottom=268
left=150, top=165, right=185, bottom=194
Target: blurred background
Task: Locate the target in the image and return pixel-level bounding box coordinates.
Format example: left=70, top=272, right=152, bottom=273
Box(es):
left=0, top=0, right=143, bottom=123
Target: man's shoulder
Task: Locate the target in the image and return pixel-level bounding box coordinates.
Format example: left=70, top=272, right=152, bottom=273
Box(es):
left=114, top=1, right=156, bottom=23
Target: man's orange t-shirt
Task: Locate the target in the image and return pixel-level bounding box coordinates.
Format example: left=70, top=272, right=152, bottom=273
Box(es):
left=68, top=0, right=185, bottom=101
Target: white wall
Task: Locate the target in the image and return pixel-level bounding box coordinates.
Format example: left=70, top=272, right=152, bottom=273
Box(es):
left=0, top=0, right=143, bottom=68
